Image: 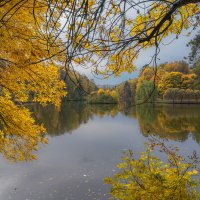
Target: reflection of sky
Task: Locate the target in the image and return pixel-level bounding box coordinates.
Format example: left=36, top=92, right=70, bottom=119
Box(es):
left=76, top=29, right=199, bottom=85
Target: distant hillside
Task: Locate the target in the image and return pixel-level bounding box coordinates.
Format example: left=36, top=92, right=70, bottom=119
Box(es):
left=60, top=70, right=98, bottom=101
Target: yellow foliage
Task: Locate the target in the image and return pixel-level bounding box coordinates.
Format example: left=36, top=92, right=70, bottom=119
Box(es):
left=0, top=96, right=46, bottom=162
left=110, top=90, right=118, bottom=98
left=0, top=0, right=66, bottom=161
left=97, top=88, right=105, bottom=95
left=105, top=143, right=200, bottom=200
left=158, top=72, right=196, bottom=95
left=88, top=0, right=95, bottom=8
left=68, top=0, right=199, bottom=77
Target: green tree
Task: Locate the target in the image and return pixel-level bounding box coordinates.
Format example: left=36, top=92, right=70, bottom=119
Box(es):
left=192, top=62, right=200, bottom=90
left=136, top=80, right=158, bottom=103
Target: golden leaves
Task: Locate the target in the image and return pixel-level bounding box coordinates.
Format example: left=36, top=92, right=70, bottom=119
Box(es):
left=0, top=63, right=66, bottom=161
left=88, top=0, right=95, bottom=8
left=0, top=0, right=66, bottom=162
left=0, top=96, right=46, bottom=162
left=106, top=49, right=137, bottom=76
left=105, top=145, right=200, bottom=200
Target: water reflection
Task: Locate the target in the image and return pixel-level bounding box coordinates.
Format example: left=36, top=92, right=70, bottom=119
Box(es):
left=32, top=102, right=200, bottom=144
left=31, top=103, right=119, bottom=136
left=0, top=103, right=200, bottom=200
left=0, top=131, right=41, bottom=162
left=136, top=104, right=200, bottom=143
left=3, top=103, right=200, bottom=163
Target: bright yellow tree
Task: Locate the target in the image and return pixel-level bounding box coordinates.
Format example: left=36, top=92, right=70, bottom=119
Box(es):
left=0, top=0, right=66, bottom=161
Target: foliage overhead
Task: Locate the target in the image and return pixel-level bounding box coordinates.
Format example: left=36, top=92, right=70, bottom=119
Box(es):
left=0, top=0, right=66, bottom=161
left=1, top=0, right=199, bottom=76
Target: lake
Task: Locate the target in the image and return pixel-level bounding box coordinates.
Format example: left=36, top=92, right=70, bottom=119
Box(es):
left=0, top=103, right=200, bottom=200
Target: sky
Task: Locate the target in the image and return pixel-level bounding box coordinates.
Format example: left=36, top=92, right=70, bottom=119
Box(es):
left=76, top=30, right=199, bottom=85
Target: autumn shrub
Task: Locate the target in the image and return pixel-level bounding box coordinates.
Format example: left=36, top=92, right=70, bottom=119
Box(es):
left=98, top=88, right=106, bottom=95
left=88, top=89, right=118, bottom=104
left=105, top=141, right=200, bottom=200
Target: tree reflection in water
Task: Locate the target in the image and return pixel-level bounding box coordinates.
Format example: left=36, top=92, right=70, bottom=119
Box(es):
left=32, top=103, right=200, bottom=143
left=2, top=102, right=200, bottom=163
left=136, top=104, right=200, bottom=143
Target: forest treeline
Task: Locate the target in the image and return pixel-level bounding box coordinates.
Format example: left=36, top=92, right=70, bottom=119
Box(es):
left=61, top=60, right=200, bottom=104
left=114, top=60, right=200, bottom=104
left=114, top=32, right=200, bottom=104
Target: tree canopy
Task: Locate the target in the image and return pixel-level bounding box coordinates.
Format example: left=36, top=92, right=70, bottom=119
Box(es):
left=1, top=0, right=199, bottom=75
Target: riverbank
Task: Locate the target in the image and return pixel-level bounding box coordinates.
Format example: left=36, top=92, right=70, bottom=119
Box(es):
left=154, top=99, right=200, bottom=104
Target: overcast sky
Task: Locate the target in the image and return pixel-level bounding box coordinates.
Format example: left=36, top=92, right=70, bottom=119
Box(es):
left=76, top=29, right=199, bottom=85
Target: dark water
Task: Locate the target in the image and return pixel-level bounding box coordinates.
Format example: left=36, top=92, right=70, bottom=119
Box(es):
left=0, top=103, right=200, bottom=200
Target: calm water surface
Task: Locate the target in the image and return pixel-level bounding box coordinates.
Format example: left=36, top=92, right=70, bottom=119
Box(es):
left=0, top=103, right=200, bottom=200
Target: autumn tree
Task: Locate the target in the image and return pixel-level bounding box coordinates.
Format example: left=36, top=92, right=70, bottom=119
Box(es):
left=158, top=72, right=196, bottom=95
left=163, top=61, right=190, bottom=74
left=115, top=79, right=138, bottom=104
left=137, top=67, right=155, bottom=91
left=0, top=0, right=66, bottom=160
left=163, top=88, right=180, bottom=103
left=88, top=88, right=118, bottom=104
left=164, top=88, right=200, bottom=103
left=120, top=81, right=132, bottom=102
left=191, top=61, right=200, bottom=89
